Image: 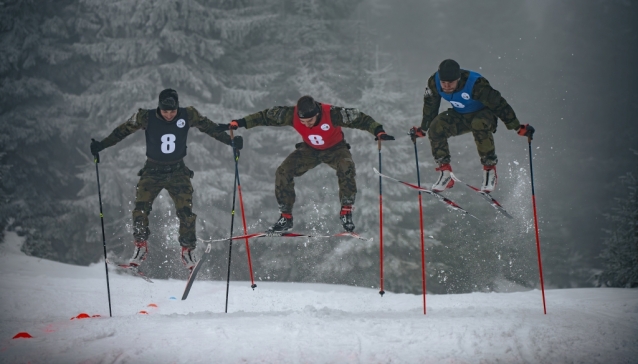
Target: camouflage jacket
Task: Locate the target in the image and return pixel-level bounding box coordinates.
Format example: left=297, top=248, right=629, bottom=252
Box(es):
left=100, top=107, right=232, bottom=149
left=240, top=105, right=383, bottom=136
left=421, top=70, right=521, bottom=131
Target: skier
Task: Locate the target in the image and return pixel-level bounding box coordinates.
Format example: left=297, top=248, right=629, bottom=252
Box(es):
left=90, top=89, right=241, bottom=270
left=410, top=59, right=535, bottom=193
left=222, top=95, right=395, bottom=233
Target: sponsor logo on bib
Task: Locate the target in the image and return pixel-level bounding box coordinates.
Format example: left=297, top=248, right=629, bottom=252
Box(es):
left=321, top=124, right=330, bottom=131
left=176, top=119, right=186, bottom=128
left=461, top=92, right=470, bottom=100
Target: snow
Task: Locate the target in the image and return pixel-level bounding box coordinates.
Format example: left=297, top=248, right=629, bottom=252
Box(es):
left=1, top=232, right=637, bottom=363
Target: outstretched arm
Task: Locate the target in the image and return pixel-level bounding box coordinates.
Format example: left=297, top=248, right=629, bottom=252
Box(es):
left=330, top=107, right=382, bottom=134
left=330, top=106, right=394, bottom=140
left=91, top=109, right=148, bottom=154
left=235, top=106, right=295, bottom=129
left=187, top=107, right=233, bottom=145
left=472, top=77, right=521, bottom=130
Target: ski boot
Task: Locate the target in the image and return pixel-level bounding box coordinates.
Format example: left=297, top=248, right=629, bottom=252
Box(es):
left=432, top=163, right=454, bottom=192
left=181, top=246, right=198, bottom=271
left=267, top=213, right=293, bottom=235
left=129, top=239, right=148, bottom=267
left=481, top=165, right=497, bottom=193
left=340, top=205, right=355, bottom=232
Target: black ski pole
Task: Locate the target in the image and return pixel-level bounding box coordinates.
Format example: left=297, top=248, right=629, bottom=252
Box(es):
left=92, top=139, right=112, bottom=318
left=410, top=130, right=427, bottom=315
left=224, top=131, right=240, bottom=313
left=230, top=129, right=257, bottom=289
left=527, top=137, right=547, bottom=314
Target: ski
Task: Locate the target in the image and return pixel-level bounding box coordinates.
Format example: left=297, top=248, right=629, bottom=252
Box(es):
left=450, top=174, right=514, bottom=219
left=201, top=231, right=372, bottom=242
left=106, top=259, right=154, bottom=283
left=201, top=232, right=325, bottom=242
left=372, top=168, right=478, bottom=219
left=333, top=231, right=373, bottom=241
left=182, top=243, right=212, bottom=300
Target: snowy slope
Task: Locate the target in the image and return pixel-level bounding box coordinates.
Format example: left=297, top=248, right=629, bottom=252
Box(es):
left=0, top=231, right=637, bottom=364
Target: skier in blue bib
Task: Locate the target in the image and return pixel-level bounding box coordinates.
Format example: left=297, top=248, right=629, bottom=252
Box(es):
left=410, top=59, right=534, bottom=193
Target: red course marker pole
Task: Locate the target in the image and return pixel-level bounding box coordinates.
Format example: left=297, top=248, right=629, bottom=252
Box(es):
left=527, top=137, right=547, bottom=314
left=411, top=134, right=426, bottom=314
left=378, top=139, right=385, bottom=297
left=230, top=129, right=257, bottom=290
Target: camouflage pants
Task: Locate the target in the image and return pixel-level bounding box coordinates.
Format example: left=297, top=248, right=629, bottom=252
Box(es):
left=428, top=107, right=499, bottom=166
left=275, top=141, right=356, bottom=214
left=132, top=160, right=197, bottom=248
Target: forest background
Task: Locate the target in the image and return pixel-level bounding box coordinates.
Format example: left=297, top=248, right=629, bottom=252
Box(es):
left=2, top=0, right=636, bottom=294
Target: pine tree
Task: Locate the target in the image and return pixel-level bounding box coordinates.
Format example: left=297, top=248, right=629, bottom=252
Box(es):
left=0, top=0, right=86, bottom=261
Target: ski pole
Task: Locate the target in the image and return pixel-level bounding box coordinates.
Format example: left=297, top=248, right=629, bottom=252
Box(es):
left=230, top=128, right=256, bottom=290
left=224, top=129, right=256, bottom=313
left=410, top=131, right=426, bottom=314
left=527, top=137, right=547, bottom=314
left=224, top=146, right=238, bottom=313
left=378, top=138, right=385, bottom=297
left=92, top=140, right=112, bottom=318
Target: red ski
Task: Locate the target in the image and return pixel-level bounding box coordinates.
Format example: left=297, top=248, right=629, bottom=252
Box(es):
left=372, top=168, right=478, bottom=219
left=106, top=259, right=153, bottom=283
left=201, top=231, right=372, bottom=243
left=450, top=173, right=513, bottom=219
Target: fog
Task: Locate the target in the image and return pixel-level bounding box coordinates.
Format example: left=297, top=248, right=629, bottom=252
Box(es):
left=363, top=0, right=638, bottom=268
left=1, top=0, right=636, bottom=292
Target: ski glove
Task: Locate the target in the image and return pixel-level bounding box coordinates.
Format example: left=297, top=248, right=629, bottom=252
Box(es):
left=374, top=128, right=395, bottom=141
left=90, top=139, right=105, bottom=155
left=232, top=136, right=243, bottom=150
left=218, top=119, right=246, bottom=131
left=409, top=126, right=426, bottom=140
left=517, top=124, right=535, bottom=139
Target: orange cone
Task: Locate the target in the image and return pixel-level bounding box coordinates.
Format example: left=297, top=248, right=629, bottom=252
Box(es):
left=71, top=313, right=91, bottom=320
left=138, top=310, right=148, bottom=315
left=12, top=332, right=33, bottom=339
left=147, top=303, right=158, bottom=307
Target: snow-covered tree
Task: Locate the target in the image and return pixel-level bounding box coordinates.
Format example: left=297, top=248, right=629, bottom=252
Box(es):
left=0, top=0, right=88, bottom=261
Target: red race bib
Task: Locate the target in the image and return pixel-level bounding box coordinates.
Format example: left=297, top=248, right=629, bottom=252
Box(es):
left=293, top=103, right=343, bottom=150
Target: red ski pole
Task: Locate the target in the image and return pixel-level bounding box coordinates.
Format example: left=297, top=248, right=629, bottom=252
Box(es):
left=527, top=137, right=547, bottom=314
left=230, top=129, right=257, bottom=290
left=410, top=131, right=426, bottom=314
left=378, top=139, right=385, bottom=297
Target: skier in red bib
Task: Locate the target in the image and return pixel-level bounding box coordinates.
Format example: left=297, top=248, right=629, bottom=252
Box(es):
left=223, top=95, right=394, bottom=233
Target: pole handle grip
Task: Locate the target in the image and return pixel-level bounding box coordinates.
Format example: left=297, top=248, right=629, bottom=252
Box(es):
left=91, top=138, right=100, bottom=163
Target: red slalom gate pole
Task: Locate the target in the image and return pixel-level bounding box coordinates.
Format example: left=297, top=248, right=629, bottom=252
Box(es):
left=378, top=139, right=385, bottom=297
left=230, top=129, right=257, bottom=290
left=527, top=137, right=547, bottom=314
left=411, top=133, right=426, bottom=314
